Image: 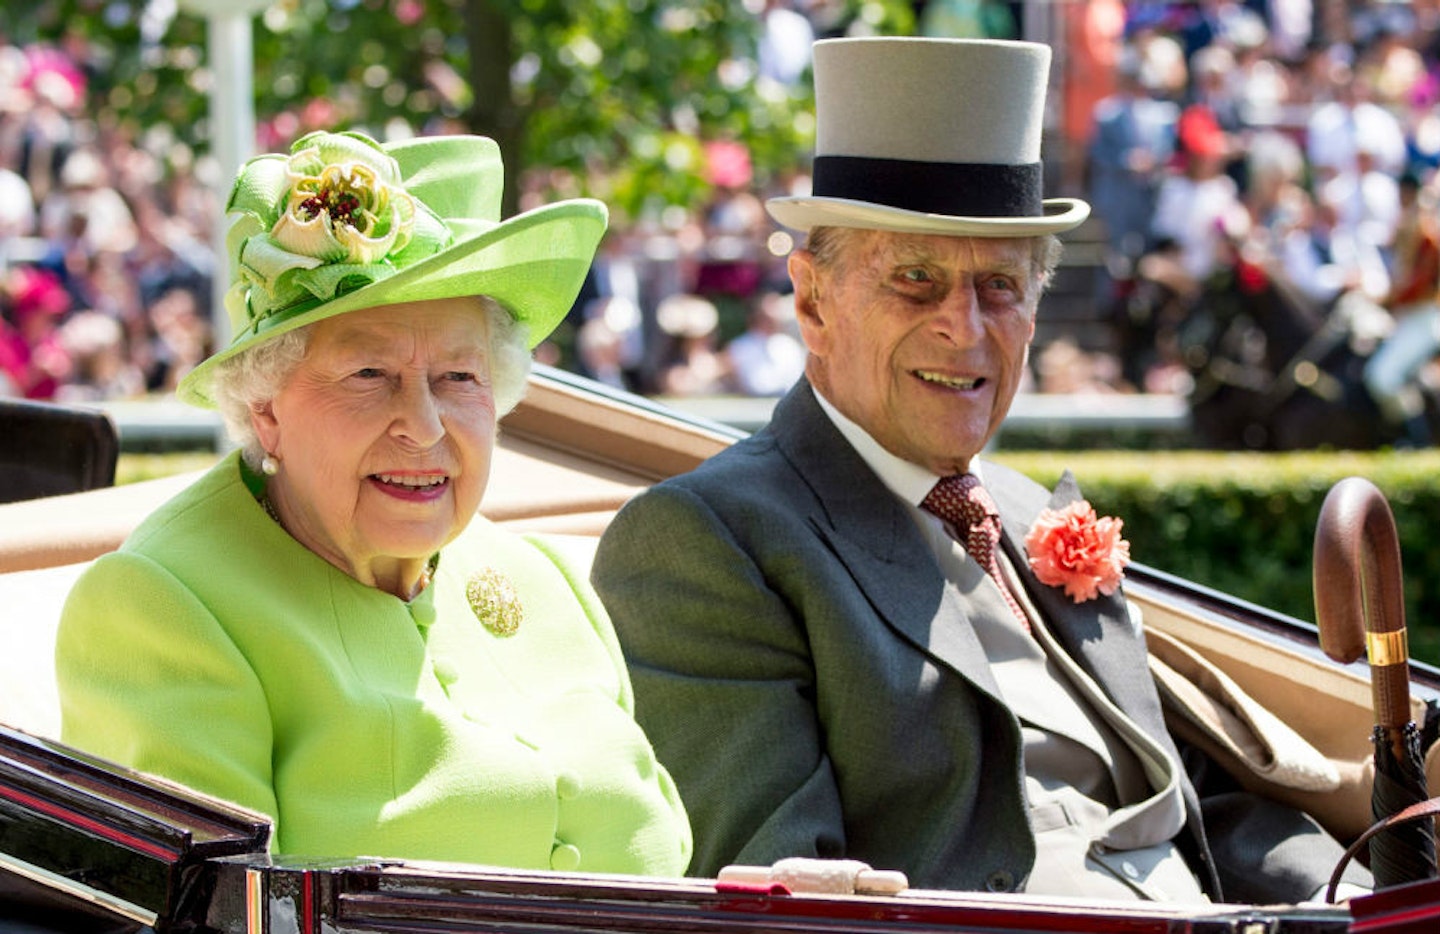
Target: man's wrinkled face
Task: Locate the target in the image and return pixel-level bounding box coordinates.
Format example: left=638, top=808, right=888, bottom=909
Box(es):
left=791, top=229, right=1041, bottom=477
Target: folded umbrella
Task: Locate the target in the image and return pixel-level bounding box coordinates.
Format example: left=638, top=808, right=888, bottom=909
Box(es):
left=1314, top=476, right=1437, bottom=891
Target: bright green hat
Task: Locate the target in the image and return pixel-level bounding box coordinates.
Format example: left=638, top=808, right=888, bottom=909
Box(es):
left=177, top=130, right=607, bottom=408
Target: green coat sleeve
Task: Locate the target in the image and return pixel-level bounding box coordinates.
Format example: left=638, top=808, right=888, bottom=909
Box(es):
left=592, top=484, right=845, bottom=877
left=56, top=550, right=280, bottom=828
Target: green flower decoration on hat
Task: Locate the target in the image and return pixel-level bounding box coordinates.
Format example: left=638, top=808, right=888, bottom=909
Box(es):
left=225, top=132, right=446, bottom=325
left=177, top=129, right=608, bottom=409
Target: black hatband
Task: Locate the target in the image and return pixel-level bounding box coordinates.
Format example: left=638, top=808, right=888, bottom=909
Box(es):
left=811, top=155, right=1043, bottom=217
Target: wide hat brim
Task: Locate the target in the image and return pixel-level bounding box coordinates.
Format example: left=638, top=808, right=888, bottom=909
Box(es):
left=766, top=194, right=1090, bottom=237
left=178, top=132, right=607, bottom=409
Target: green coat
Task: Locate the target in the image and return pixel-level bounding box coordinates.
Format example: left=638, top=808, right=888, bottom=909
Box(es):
left=57, top=451, right=691, bottom=875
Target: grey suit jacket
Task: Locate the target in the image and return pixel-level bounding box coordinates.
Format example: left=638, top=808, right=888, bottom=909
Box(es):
left=592, top=380, right=1223, bottom=894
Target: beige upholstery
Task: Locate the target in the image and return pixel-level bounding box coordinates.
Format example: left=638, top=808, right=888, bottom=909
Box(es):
left=1133, top=582, right=1440, bottom=847
left=2, top=562, right=87, bottom=738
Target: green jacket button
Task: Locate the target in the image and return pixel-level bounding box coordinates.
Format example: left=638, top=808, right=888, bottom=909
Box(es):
left=550, top=842, right=582, bottom=871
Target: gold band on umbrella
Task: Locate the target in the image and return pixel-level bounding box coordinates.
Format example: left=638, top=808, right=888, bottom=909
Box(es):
left=1367, top=629, right=1409, bottom=668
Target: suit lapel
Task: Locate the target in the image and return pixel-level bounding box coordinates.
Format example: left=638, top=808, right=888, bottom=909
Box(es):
left=763, top=404, right=1217, bottom=893
left=986, top=464, right=1186, bottom=768
left=768, top=382, right=1003, bottom=699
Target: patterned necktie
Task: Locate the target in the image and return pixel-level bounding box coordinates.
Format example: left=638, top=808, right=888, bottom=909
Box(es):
left=923, top=473, right=1031, bottom=632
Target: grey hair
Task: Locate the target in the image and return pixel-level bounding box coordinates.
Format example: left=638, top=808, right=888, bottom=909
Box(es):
left=805, top=226, right=1064, bottom=290
left=210, top=296, right=532, bottom=471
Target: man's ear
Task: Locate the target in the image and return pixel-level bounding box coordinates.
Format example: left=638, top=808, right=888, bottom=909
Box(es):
left=789, top=249, right=828, bottom=356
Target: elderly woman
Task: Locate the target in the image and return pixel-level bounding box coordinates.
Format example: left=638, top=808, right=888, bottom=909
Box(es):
left=55, top=131, right=691, bottom=875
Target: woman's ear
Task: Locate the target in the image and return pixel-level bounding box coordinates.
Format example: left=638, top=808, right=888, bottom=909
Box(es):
left=250, top=400, right=280, bottom=455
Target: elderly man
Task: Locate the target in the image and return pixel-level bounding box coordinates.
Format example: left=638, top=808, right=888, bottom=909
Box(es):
left=593, top=37, right=1357, bottom=904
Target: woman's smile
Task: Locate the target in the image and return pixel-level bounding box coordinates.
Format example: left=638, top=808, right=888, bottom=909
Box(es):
left=369, top=472, right=452, bottom=502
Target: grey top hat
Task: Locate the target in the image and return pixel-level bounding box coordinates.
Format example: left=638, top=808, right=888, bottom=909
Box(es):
left=767, top=37, right=1090, bottom=237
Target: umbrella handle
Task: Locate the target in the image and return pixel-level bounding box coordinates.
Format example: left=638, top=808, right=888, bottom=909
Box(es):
left=1314, top=476, right=1412, bottom=748
left=1325, top=792, right=1440, bottom=902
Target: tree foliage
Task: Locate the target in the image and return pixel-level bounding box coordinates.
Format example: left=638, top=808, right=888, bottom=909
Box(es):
left=2, top=0, right=916, bottom=217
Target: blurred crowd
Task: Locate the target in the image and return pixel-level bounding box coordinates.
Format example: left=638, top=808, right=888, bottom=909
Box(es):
left=6, top=2, right=1440, bottom=425
left=553, top=139, right=809, bottom=399
left=0, top=30, right=216, bottom=404
left=1072, top=0, right=1440, bottom=444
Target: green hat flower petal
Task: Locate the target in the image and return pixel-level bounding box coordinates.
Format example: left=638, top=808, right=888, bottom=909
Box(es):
left=179, top=130, right=609, bottom=409
left=225, top=131, right=448, bottom=333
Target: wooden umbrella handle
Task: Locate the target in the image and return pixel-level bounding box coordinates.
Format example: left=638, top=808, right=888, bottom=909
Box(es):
left=1314, top=476, right=1412, bottom=741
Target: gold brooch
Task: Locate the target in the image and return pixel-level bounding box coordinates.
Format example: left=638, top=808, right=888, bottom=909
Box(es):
left=466, top=568, right=523, bottom=637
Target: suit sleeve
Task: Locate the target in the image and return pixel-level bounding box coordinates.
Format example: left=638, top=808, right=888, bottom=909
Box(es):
left=56, top=551, right=279, bottom=829
left=592, top=483, right=846, bottom=877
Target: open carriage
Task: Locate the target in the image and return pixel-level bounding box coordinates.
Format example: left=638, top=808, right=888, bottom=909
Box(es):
left=3, top=367, right=1440, bottom=932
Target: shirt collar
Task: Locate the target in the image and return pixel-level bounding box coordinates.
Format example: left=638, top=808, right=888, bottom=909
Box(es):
left=810, top=387, right=984, bottom=508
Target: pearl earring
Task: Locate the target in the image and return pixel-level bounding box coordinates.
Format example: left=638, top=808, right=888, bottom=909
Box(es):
left=261, top=454, right=279, bottom=476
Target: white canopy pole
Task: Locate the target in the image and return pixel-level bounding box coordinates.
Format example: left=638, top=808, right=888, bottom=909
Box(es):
left=178, top=0, right=271, bottom=354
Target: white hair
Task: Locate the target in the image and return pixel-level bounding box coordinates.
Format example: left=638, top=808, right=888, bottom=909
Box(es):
left=210, top=297, right=532, bottom=471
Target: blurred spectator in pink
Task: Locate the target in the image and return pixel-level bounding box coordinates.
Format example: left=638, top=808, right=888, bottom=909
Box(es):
left=0, top=265, right=71, bottom=399
left=1398, top=69, right=1440, bottom=177
left=11, top=42, right=85, bottom=208
left=725, top=290, right=805, bottom=397
left=695, top=139, right=767, bottom=310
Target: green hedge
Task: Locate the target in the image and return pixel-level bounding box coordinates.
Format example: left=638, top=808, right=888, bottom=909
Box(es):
left=992, top=449, right=1440, bottom=666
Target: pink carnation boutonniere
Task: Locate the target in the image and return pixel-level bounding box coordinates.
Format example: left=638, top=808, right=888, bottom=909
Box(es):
left=1023, top=500, right=1131, bottom=603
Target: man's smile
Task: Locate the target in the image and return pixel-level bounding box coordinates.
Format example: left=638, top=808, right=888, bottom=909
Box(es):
left=914, top=370, right=984, bottom=391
